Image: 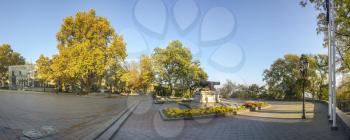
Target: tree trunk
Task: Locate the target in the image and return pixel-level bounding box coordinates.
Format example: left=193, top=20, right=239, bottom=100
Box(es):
left=44, top=82, right=46, bottom=92
left=170, top=85, right=174, bottom=97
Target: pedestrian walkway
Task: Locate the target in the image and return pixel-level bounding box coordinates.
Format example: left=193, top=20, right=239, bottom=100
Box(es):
left=114, top=101, right=349, bottom=140
left=0, top=91, right=133, bottom=140
left=240, top=101, right=315, bottom=119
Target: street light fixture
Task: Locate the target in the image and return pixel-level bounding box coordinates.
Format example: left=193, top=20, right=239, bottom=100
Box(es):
left=299, top=54, right=309, bottom=119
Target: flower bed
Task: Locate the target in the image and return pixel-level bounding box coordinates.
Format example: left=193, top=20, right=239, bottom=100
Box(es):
left=242, top=101, right=268, bottom=108
left=242, top=101, right=269, bottom=111
left=161, top=106, right=245, bottom=119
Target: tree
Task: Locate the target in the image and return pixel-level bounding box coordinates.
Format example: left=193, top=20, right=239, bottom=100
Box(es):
left=106, top=63, right=125, bottom=94
left=301, top=0, right=350, bottom=72
left=139, top=55, right=154, bottom=94
left=152, top=40, right=193, bottom=97
left=0, top=44, right=25, bottom=87
left=219, top=80, right=237, bottom=98
left=184, top=61, right=208, bottom=95
left=263, top=54, right=301, bottom=100
left=337, top=75, right=350, bottom=100
left=35, top=55, right=52, bottom=91
left=263, top=54, right=329, bottom=100
left=121, top=61, right=140, bottom=94
left=247, top=84, right=261, bottom=99
left=310, top=54, right=329, bottom=100
left=152, top=40, right=207, bottom=97
left=52, top=9, right=127, bottom=93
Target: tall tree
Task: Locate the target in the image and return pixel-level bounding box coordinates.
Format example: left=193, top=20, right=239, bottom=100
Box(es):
left=35, top=55, right=52, bottom=90
left=0, top=44, right=25, bottom=87
left=311, top=54, right=329, bottom=100
left=53, top=9, right=127, bottom=93
left=184, top=61, right=208, bottom=95
left=263, top=54, right=329, bottom=100
left=263, top=54, right=302, bottom=99
left=152, top=40, right=192, bottom=97
left=139, top=55, right=154, bottom=94
left=301, top=0, right=350, bottom=72
left=106, top=63, right=125, bottom=94
left=121, top=61, right=140, bottom=94
left=152, top=40, right=207, bottom=97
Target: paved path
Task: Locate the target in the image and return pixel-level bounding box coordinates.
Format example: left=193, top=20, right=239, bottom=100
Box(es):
left=0, top=90, right=140, bottom=140
left=240, top=101, right=315, bottom=119
left=114, top=100, right=349, bottom=140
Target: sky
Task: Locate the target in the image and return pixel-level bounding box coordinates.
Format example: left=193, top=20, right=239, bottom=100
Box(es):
left=0, top=0, right=326, bottom=85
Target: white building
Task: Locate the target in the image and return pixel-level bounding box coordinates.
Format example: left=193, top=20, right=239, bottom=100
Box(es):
left=8, top=64, right=36, bottom=90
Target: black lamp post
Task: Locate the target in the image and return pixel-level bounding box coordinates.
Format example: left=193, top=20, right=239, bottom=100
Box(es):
left=299, top=54, right=309, bottom=119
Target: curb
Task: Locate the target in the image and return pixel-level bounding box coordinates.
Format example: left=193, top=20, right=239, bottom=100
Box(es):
left=159, top=108, right=251, bottom=121
left=159, top=110, right=219, bottom=121
left=82, top=101, right=140, bottom=140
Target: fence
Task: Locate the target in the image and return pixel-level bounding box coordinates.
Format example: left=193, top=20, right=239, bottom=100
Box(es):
left=338, top=99, right=350, bottom=112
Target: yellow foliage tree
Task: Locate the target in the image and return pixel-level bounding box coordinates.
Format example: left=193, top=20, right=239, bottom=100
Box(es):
left=121, top=61, right=140, bottom=94
left=139, top=55, right=154, bottom=94
left=35, top=55, right=52, bottom=91
left=52, top=9, right=126, bottom=93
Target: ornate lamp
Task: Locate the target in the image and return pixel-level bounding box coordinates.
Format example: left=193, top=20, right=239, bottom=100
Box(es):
left=299, top=54, right=309, bottom=119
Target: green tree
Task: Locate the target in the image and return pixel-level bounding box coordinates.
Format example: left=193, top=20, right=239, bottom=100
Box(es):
left=263, top=54, right=329, bottom=100
left=301, top=0, right=350, bottom=101
left=152, top=40, right=207, bottom=97
left=301, top=0, right=350, bottom=72
left=309, top=54, right=328, bottom=100
left=337, top=75, right=350, bottom=100
left=263, top=54, right=301, bottom=99
left=184, top=61, right=208, bottom=95
left=247, top=84, right=261, bottom=99
left=0, top=44, right=25, bottom=87
left=219, top=80, right=237, bottom=98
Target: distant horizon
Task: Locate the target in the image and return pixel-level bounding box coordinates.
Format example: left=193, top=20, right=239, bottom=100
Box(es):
left=0, top=0, right=326, bottom=85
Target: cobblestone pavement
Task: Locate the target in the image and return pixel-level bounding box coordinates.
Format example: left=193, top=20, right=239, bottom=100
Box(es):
left=114, top=100, right=349, bottom=140
left=0, top=90, right=140, bottom=140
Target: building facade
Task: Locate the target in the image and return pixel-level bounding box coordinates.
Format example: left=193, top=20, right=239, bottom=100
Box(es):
left=8, top=64, right=36, bottom=90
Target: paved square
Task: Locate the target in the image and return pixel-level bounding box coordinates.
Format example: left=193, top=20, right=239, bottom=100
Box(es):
left=0, top=90, right=138, bottom=139
left=113, top=100, right=349, bottom=140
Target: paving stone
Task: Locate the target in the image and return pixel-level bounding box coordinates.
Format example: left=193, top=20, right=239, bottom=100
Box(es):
left=0, top=90, right=141, bottom=139
left=113, top=100, right=349, bottom=140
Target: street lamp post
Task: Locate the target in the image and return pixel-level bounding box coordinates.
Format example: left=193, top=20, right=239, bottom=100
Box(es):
left=299, top=54, right=309, bottom=119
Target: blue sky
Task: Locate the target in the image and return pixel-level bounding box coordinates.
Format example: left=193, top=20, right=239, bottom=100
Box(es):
left=0, top=0, right=325, bottom=85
